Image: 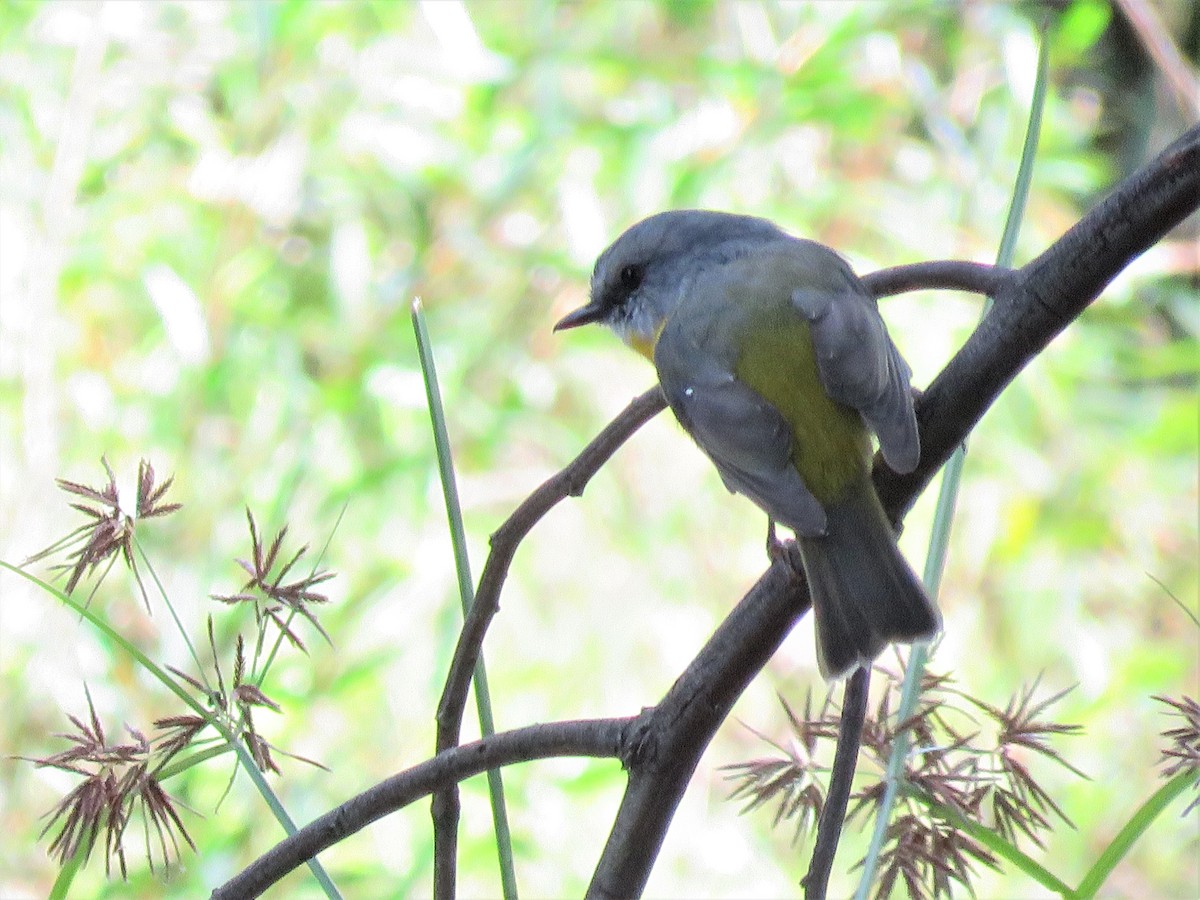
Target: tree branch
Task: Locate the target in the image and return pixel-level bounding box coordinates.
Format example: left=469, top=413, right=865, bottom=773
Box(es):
left=212, top=719, right=630, bottom=899
left=435, top=388, right=667, bottom=753
left=861, top=260, right=1014, bottom=299
left=588, top=558, right=812, bottom=898
left=803, top=666, right=869, bottom=900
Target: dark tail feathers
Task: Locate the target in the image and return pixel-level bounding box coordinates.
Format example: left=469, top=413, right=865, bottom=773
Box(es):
left=797, top=477, right=941, bottom=680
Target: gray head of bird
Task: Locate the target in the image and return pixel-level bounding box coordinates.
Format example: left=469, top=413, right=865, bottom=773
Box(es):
left=554, top=209, right=785, bottom=356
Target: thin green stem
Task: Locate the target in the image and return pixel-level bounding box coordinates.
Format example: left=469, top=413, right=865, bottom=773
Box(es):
left=412, top=299, right=519, bottom=900
left=135, top=537, right=209, bottom=690
left=915, top=789, right=1073, bottom=895
left=226, top=738, right=343, bottom=899
left=855, top=24, right=1050, bottom=899
left=154, top=742, right=236, bottom=781
left=1072, top=771, right=1198, bottom=899
left=47, top=838, right=88, bottom=900
left=5, top=562, right=211, bottom=716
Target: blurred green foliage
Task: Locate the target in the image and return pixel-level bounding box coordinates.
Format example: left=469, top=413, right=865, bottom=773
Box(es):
left=0, top=1, right=1196, bottom=897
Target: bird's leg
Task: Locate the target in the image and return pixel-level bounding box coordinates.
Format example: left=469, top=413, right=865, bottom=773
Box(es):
left=766, top=518, right=807, bottom=579
left=766, top=518, right=784, bottom=561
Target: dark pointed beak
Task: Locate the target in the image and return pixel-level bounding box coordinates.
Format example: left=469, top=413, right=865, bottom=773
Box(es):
left=553, top=301, right=605, bottom=332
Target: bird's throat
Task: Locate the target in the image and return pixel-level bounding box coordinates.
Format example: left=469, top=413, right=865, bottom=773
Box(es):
left=627, top=319, right=667, bottom=362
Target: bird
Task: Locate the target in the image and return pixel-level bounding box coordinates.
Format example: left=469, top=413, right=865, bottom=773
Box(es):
left=554, top=209, right=941, bottom=679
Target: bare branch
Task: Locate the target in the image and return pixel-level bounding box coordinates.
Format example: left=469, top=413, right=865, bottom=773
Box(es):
left=862, top=261, right=1014, bottom=299
left=435, top=387, right=668, bottom=750
left=212, top=718, right=629, bottom=899
left=803, top=667, right=869, bottom=899
left=588, top=558, right=812, bottom=898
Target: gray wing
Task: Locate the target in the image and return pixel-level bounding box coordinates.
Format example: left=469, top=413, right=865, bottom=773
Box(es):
left=655, top=322, right=828, bottom=536
left=790, top=264, right=919, bottom=474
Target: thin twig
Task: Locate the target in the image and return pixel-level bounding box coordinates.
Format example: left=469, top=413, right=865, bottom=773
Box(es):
left=803, top=666, right=869, bottom=899
left=1113, top=0, right=1200, bottom=120
left=211, top=719, right=629, bottom=899
left=435, top=385, right=667, bottom=747
left=861, top=260, right=1013, bottom=299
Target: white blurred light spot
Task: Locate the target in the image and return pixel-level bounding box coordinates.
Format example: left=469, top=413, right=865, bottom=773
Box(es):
left=366, top=363, right=428, bottom=410
left=168, top=95, right=220, bottom=147
left=317, top=33, right=355, bottom=70
left=733, top=2, right=776, bottom=62
left=310, top=417, right=356, bottom=483
left=188, top=132, right=306, bottom=226
left=421, top=1, right=485, bottom=57
left=775, top=125, right=825, bottom=192
left=66, top=371, right=116, bottom=429
left=559, top=148, right=606, bottom=267
left=40, top=4, right=94, bottom=45
left=246, top=132, right=307, bottom=224
left=651, top=99, right=740, bottom=162
left=331, top=219, right=371, bottom=316
left=420, top=0, right=510, bottom=83
left=1074, top=628, right=1111, bottom=699
left=143, top=263, right=211, bottom=365
left=895, top=141, right=935, bottom=183
left=499, top=210, right=541, bottom=248
left=339, top=112, right=453, bottom=174
left=98, top=0, right=147, bottom=40
left=1002, top=30, right=1038, bottom=109
left=858, top=32, right=902, bottom=85
left=136, top=345, right=183, bottom=395
left=392, top=74, right=464, bottom=118
left=514, top=361, right=555, bottom=409
left=0, top=209, right=31, bottom=378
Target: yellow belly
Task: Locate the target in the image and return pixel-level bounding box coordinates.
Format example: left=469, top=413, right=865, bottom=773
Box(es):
left=732, top=314, right=871, bottom=504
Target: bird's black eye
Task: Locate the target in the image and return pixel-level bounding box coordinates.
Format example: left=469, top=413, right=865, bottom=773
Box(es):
left=619, top=264, right=643, bottom=291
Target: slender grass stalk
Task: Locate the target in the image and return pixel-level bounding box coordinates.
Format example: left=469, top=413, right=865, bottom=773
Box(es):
left=154, top=743, right=237, bottom=781
left=4, top=562, right=211, bottom=715
left=411, top=298, right=519, bottom=900
left=1071, top=771, right=1199, bottom=899
left=46, top=838, right=87, bottom=900
left=854, top=25, right=1050, bottom=899
left=2, top=561, right=342, bottom=899
left=913, top=790, right=1073, bottom=895
left=919, top=770, right=1199, bottom=899
left=135, top=537, right=209, bottom=690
